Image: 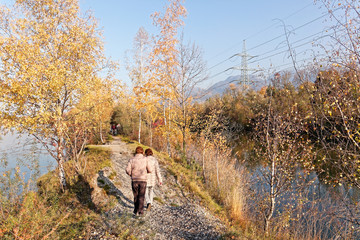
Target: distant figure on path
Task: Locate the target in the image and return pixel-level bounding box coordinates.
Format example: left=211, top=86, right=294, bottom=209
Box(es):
left=126, top=146, right=152, bottom=216
left=144, top=148, right=162, bottom=211
left=116, top=123, right=121, bottom=134
left=111, top=124, right=116, bottom=135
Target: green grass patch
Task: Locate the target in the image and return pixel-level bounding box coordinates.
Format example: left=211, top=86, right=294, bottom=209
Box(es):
left=119, top=135, right=131, bottom=143
left=188, top=181, right=222, bottom=213
left=108, top=171, right=117, bottom=180
left=107, top=134, right=114, bottom=141
left=153, top=196, right=164, bottom=204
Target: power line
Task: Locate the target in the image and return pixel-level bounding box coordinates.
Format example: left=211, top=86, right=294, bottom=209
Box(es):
left=248, top=34, right=330, bottom=64
left=248, top=25, right=348, bottom=66
left=266, top=54, right=328, bottom=70
left=248, top=27, right=335, bottom=60
left=203, top=7, right=343, bottom=92
left=207, top=70, right=228, bottom=81
left=207, top=2, right=315, bottom=62
left=203, top=54, right=328, bottom=94
left=205, top=40, right=320, bottom=86
left=208, top=57, right=232, bottom=71
left=208, top=55, right=328, bottom=91
left=206, top=6, right=341, bottom=75
left=244, top=3, right=314, bottom=41
left=247, top=8, right=341, bottom=52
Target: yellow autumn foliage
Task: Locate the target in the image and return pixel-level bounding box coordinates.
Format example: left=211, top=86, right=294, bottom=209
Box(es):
left=0, top=0, right=116, bottom=190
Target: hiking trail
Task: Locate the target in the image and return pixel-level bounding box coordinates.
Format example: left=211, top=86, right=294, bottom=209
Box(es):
left=91, top=136, right=226, bottom=240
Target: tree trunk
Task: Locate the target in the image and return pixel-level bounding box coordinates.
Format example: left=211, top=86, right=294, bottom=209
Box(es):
left=182, top=126, right=186, bottom=151
left=57, top=137, right=67, bottom=192
left=138, top=111, right=142, bottom=144
left=163, top=102, right=171, bottom=156
left=167, top=103, right=171, bottom=156
left=265, top=156, right=276, bottom=234
left=202, top=140, right=207, bottom=183
left=216, top=150, right=220, bottom=192
left=182, top=103, right=187, bottom=157
left=264, top=89, right=275, bottom=234
left=99, top=122, right=105, bottom=144
left=150, top=119, right=153, bottom=147
left=182, top=125, right=187, bottom=162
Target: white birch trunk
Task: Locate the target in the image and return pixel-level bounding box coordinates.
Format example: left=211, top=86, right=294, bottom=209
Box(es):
left=138, top=111, right=142, bottom=144
left=57, top=136, right=66, bottom=192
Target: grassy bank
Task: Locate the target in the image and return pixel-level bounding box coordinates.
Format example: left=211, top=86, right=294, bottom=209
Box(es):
left=1, top=135, right=247, bottom=239
left=121, top=136, right=223, bottom=211
left=0, top=144, right=135, bottom=239
left=118, top=136, right=247, bottom=239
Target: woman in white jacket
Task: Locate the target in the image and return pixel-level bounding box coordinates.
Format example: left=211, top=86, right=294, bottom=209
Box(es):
left=144, top=148, right=162, bottom=211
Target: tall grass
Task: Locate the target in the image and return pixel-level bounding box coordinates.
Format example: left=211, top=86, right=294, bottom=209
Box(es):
left=184, top=135, right=249, bottom=225
left=178, top=134, right=360, bottom=239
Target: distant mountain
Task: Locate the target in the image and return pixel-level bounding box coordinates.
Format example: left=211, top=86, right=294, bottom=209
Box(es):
left=193, top=68, right=320, bottom=102
left=206, top=75, right=241, bottom=95
left=193, top=75, right=265, bottom=101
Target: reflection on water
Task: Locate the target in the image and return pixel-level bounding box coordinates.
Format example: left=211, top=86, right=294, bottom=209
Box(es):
left=0, top=132, right=54, bottom=188
left=239, top=144, right=360, bottom=239
left=235, top=136, right=360, bottom=203
left=233, top=135, right=359, bottom=238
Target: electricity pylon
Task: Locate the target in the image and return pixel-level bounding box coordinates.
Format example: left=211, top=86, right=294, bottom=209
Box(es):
left=226, top=40, right=258, bottom=87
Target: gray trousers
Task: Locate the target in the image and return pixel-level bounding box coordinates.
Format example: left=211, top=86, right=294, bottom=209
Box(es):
left=145, top=186, right=154, bottom=205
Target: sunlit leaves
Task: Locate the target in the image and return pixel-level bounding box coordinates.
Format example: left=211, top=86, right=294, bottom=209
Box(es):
left=0, top=0, right=115, bottom=190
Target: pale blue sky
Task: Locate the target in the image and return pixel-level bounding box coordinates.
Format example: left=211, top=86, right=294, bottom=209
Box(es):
left=79, top=0, right=332, bottom=88
left=1, top=0, right=333, bottom=88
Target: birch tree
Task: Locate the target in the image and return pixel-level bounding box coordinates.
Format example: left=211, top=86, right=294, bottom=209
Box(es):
left=255, top=73, right=312, bottom=234
left=0, top=0, right=112, bottom=191
left=173, top=36, right=207, bottom=153
left=149, top=0, right=186, bottom=155
left=127, top=27, right=151, bottom=144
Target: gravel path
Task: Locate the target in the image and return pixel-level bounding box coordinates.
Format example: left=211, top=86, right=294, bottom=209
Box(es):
left=93, top=137, right=226, bottom=240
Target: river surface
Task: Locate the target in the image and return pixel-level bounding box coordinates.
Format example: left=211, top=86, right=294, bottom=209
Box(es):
left=237, top=141, right=360, bottom=239
left=0, top=132, right=54, bottom=184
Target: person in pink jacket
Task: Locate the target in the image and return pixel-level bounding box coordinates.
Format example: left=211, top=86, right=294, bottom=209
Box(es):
left=144, top=148, right=162, bottom=211
left=126, top=146, right=152, bottom=216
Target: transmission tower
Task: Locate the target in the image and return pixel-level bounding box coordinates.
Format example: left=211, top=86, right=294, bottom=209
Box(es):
left=227, top=40, right=257, bottom=87
left=240, top=40, right=253, bottom=85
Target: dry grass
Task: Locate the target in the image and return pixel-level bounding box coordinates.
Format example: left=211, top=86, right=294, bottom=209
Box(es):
left=0, top=144, right=135, bottom=239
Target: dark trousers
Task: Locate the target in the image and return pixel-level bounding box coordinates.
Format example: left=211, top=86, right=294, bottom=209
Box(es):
left=131, top=181, right=147, bottom=215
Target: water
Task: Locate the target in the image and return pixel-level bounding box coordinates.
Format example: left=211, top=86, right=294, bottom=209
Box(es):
left=0, top=132, right=55, bottom=187
left=235, top=136, right=360, bottom=203
left=239, top=147, right=360, bottom=238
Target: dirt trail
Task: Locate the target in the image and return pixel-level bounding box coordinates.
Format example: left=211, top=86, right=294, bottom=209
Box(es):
left=94, top=136, right=226, bottom=240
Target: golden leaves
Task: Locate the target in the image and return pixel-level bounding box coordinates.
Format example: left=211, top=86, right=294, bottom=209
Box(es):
left=0, top=0, right=115, bottom=158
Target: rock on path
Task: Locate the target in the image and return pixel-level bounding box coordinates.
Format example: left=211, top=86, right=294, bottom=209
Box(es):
left=92, top=137, right=226, bottom=240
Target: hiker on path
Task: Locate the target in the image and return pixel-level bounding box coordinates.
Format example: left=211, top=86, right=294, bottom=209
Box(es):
left=111, top=124, right=116, bottom=135
left=126, top=146, right=152, bottom=216
left=144, top=148, right=162, bottom=211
